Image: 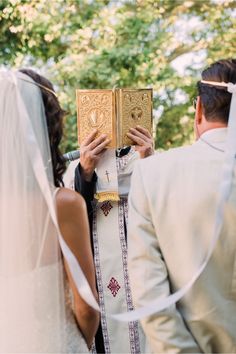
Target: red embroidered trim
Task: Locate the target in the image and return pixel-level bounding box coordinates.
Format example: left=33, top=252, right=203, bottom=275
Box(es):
left=100, top=201, right=113, bottom=216
left=107, top=277, right=121, bottom=297
left=118, top=199, right=141, bottom=353
left=92, top=215, right=110, bottom=352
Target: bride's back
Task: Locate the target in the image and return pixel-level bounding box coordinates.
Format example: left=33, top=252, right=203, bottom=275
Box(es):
left=0, top=70, right=98, bottom=352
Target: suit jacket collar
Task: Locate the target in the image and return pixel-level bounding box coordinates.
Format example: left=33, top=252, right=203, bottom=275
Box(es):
left=199, top=127, right=227, bottom=143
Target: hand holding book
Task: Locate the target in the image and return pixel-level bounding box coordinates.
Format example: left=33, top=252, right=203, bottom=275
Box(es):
left=79, top=129, right=111, bottom=182
left=127, top=125, right=154, bottom=158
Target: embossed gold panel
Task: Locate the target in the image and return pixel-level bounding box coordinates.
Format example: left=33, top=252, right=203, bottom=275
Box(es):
left=76, top=88, right=152, bottom=148
left=77, top=89, right=116, bottom=148
left=116, top=89, right=153, bottom=147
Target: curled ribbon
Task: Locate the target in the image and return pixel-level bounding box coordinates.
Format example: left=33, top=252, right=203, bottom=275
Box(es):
left=8, top=70, right=236, bottom=322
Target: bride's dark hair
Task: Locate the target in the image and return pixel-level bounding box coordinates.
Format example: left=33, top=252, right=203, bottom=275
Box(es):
left=19, top=68, right=66, bottom=187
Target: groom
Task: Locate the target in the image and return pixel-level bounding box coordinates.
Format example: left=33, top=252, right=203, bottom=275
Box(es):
left=128, top=59, right=236, bottom=353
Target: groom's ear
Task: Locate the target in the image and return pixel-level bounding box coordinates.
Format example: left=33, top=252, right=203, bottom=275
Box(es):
left=195, top=96, right=203, bottom=125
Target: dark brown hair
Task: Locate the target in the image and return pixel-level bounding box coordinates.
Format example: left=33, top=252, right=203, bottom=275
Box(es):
left=197, top=59, right=236, bottom=124
left=20, top=68, right=66, bottom=187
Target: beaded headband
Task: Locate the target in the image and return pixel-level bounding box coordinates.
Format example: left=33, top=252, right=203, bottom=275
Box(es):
left=201, top=79, right=236, bottom=93
left=20, top=77, right=57, bottom=98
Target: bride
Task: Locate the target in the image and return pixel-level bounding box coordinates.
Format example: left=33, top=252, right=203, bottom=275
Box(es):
left=0, top=69, right=99, bottom=353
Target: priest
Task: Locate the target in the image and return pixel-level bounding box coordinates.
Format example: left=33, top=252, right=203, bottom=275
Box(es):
left=64, top=125, right=153, bottom=353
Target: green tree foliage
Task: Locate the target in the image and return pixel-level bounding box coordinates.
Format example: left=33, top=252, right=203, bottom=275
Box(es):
left=1, top=0, right=236, bottom=152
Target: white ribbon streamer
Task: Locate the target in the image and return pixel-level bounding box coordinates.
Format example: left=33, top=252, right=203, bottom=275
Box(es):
left=14, top=71, right=236, bottom=322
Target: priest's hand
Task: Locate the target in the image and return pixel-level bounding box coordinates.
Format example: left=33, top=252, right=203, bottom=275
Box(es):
left=80, top=129, right=111, bottom=181
left=127, top=125, right=154, bottom=159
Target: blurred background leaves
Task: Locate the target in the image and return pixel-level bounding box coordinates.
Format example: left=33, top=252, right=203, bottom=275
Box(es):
left=1, top=0, right=235, bottom=152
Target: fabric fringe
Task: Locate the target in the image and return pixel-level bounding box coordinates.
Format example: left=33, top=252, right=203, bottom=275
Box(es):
left=94, top=191, right=120, bottom=203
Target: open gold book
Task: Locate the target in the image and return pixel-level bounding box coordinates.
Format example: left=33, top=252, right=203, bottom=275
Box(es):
left=76, top=88, right=153, bottom=148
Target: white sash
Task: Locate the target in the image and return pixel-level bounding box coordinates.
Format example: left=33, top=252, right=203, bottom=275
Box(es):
left=95, top=149, right=120, bottom=202
left=93, top=198, right=141, bottom=353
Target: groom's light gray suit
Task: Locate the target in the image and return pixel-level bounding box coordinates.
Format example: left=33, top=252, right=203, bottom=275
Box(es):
left=128, top=128, right=236, bottom=353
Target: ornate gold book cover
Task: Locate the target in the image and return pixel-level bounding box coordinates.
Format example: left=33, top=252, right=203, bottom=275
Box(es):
left=76, top=88, right=152, bottom=148
left=116, top=88, right=153, bottom=147
left=77, top=89, right=116, bottom=148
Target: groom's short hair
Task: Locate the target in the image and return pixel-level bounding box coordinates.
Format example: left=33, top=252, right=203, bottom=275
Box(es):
left=197, top=59, right=236, bottom=124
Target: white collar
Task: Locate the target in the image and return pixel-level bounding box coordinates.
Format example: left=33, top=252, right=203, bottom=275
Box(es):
left=199, top=127, right=227, bottom=143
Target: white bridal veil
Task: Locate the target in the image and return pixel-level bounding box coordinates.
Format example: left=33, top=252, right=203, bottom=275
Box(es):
left=0, top=70, right=67, bottom=352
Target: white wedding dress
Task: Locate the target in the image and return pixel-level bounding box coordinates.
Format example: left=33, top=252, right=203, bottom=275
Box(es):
left=0, top=262, right=88, bottom=353
left=64, top=267, right=90, bottom=353
left=0, top=70, right=90, bottom=353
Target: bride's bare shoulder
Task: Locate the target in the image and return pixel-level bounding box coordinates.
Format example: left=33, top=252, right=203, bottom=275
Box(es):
left=55, top=188, right=89, bottom=247
left=56, top=188, right=86, bottom=218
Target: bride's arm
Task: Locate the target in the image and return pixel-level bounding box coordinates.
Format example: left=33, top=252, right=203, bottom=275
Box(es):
left=56, top=188, right=99, bottom=349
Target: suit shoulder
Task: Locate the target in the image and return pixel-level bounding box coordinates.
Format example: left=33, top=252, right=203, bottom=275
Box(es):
left=137, top=145, right=193, bottom=169
left=134, top=145, right=196, bottom=187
